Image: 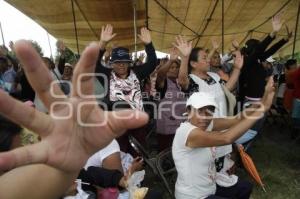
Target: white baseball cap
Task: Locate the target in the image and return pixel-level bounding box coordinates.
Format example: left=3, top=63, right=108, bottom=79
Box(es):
left=183, top=92, right=217, bottom=116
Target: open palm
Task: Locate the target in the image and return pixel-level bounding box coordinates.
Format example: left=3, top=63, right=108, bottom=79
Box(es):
left=0, top=41, right=148, bottom=173
left=173, top=35, right=192, bottom=58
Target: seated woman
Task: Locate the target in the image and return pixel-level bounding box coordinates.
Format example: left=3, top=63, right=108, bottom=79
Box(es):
left=73, top=139, right=161, bottom=199
left=172, top=78, right=275, bottom=199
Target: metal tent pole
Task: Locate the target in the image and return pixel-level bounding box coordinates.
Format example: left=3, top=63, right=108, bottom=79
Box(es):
left=0, top=22, right=5, bottom=45
left=133, top=0, right=138, bottom=60
left=221, top=0, right=224, bottom=55
left=71, top=0, right=80, bottom=55
left=292, top=0, right=300, bottom=58
left=46, top=32, right=53, bottom=61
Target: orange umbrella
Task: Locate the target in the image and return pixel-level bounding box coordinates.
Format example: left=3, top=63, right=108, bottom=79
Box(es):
left=237, top=144, right=267, bottom=192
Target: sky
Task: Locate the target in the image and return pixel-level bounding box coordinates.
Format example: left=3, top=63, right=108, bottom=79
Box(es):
left=0, top=0, right=57, bottom=57
left=0, top=0, right=167, bottom=58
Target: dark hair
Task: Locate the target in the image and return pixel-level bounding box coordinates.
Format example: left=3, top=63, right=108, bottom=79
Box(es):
left=188, top=47, right=204, bottom=74
left=0, top=116, right=22, bottom=152
left=42, top=57, right=55, bottom=70
left=241, top=39, right=260, bottom=56
left=285, top=59, right=297, bottom=70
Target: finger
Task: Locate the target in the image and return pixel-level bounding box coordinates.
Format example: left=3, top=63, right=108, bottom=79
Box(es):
left=107, top=110, right=149, bottom=136
left=0, top=143, right=48, bottom=171
left=188, top=41, right=193, bottom=48
left=0, top=90, right=52, bottom=137
left=172, top=42, right=179, bottom=49
left=111, top=33, right=117, bottom=40
left=138, top=34, right=143, bottom=41
left=101, top=26, right=104, bottom=35
left=14, top=40, right=66, bottom=109
left=72, top=42, right=100, bottom=97
left=178, top=35, right=184, bottom=44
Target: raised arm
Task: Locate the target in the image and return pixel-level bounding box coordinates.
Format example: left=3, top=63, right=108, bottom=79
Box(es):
left=156, top=48, right=178, bottom=89
left=174, top=36, right=192, bottom=90
left=207, top=38, right=220, bottom=60
left=225, top=50, right=243, bottom=91
left=256, top=13, right=284, bottom=54
left=95, top=24, right=116, bottom=75
left=133, top=28, right=157, bottom=80
left=187, top=78, right=275, bottom=148
left=261, top=26, right=292, bottom=60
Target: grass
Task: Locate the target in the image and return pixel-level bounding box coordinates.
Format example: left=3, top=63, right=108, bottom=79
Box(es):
left=247, top=125, right=300, bottom=199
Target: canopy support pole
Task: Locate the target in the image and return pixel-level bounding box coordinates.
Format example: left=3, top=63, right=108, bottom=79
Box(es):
left=71, top=0, right=80, bottom=55
left=46, top=32, right=53, bottom=61
left=0, top=22, right=5, bottom=45
left=145, top=0, right=149, bottom=29
left=221, top=0, right=224, bottom=55
left=133, top=0, right=138, bottom=60
left=292, top=0, right=300, bottom=58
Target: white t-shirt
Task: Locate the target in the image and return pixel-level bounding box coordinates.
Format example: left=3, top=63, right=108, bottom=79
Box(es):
left=189, top=72, right=232, bottom=158
left=84, top=139, right=120, bottom=169
left=172, top=122, right=216, bottom=199
left=189, top=72, right=227, bottom=117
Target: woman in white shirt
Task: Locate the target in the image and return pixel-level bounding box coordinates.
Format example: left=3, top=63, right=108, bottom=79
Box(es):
left=172, top=78, right=275, bottom=199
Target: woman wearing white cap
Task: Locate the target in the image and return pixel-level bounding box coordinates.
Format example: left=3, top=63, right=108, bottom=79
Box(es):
left=172, top=78, right=275, bottom=199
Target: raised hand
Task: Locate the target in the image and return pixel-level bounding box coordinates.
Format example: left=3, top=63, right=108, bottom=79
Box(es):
left=285, top=25, right=293, bottom=40
left=169, top=47, right=179, bottom=61
left=232, top=50, right=243, bottom=70
left=272, top=13, right=284, bottom=33
left=138, top=27, right=151, bottom=44
left=261, top=77, right=275, bottom=111
left=9, top=41, right=14, bottom=52
left=100, top=24, right=117, bottom=44
left=172, top=35, right=192, bottom=58
left=0, top=41, right=148, bottom=173
left=232, top=39, right=240, bottom=50
left=211, top=38, right=220, bottom=50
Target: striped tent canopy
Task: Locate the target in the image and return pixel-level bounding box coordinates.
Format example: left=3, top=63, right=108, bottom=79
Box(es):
left=5, top=0, right=300, bottom=57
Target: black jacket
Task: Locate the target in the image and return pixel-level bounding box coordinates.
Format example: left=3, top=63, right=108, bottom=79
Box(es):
left=239, top=35, right=288, bottom=99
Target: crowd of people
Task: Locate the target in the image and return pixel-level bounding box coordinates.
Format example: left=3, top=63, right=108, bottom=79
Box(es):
left=0, top=12, right=299, bottom=199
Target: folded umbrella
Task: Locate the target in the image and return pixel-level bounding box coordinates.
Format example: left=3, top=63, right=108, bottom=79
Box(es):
left=237, top=144, right=266, bottom=192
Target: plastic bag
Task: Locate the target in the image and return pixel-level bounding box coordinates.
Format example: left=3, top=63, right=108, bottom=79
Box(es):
left=127, top=170, right=148, bottom=199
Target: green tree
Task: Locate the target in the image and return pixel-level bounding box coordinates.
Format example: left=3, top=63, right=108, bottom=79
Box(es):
left=29, top=40, right=44, bottom=57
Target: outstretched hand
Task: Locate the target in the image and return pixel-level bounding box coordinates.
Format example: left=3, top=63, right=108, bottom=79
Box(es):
left=211, top=38, right=220, bottom=50
left=285, top=25, right=293, bottom=40
left=100, top=24, right=117, bottom=44
left=232, top=50, right=244, bottom=70
left=272, top=13, right=284, bottom=33
left=173, top=35, right=192, bottom=58
left=138, top=27, right=152, bottom=44
left=0, top=41, right=148, bottom=173
left=169, top=47, right=179, bottom=61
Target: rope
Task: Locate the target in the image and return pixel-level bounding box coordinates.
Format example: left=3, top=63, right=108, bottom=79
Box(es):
left=153, top=0, right=199, bottom=36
